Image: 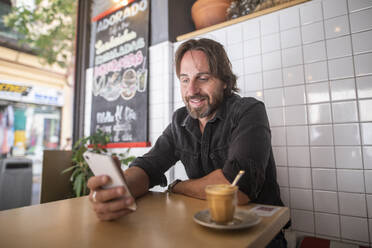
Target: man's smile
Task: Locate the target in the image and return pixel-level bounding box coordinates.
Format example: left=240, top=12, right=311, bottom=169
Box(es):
left=187, top=95, right=207, bottom=108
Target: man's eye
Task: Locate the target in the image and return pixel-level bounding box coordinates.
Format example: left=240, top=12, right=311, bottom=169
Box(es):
left=181, top=78, right=189, bottom=84
left=199, top=77, right=209, bottom=82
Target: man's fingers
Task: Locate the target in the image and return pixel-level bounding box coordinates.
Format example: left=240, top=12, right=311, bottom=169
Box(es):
left=87, top=175, right=109, bottom=191
left=87, top=174, right=134, bottom=221
left=91, top=186, right=127, bottom=203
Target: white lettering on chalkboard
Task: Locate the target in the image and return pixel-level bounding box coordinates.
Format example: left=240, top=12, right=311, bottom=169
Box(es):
left=95, top=29, right=137, bottom=55
left=95, top=37, right=145, bottom=66
left=95, top=125, right=112, bottom=133
left=112, top=106, right=137, bottom=142
left=109, top=21, right=129, bottom=36
left=124, top=106, right=136, bottom=121
left=97, top=111, right=115, bottom=123
left=115, top=105, right=124, bottom=121
left=97, top=0, right=148, bottom=33
left=94, top=50, right=143, bottom=78
left=121, top=121, right=133, bottom=141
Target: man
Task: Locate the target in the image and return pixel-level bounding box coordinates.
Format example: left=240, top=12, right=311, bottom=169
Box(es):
left=87, top=38, right=286, bottom=247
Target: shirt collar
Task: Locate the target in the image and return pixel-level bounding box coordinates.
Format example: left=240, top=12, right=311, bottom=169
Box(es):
left=181, top=114, right=201, bottom=141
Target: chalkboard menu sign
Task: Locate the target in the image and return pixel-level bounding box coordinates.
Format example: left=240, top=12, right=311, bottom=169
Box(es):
left=91, top=0, right=150, bottom=147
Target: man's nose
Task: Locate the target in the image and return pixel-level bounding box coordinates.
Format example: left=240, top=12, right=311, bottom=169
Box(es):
left=187, top=79, right=200, bottom=95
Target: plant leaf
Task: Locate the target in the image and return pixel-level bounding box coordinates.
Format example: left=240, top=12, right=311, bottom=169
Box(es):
left=61, top=165, right=78, bottom=174
left=68, top=130, right=136, bottom=198
left=74, top=173, right=83, bottom=197
left=121, top=156, right=136, bottom=165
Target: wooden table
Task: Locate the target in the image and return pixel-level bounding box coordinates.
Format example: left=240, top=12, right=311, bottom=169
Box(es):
left=0, top=191, right=289, bottom=248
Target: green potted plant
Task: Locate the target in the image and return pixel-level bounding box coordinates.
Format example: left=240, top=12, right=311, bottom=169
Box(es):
left=62, top=130, right=136, bottom=197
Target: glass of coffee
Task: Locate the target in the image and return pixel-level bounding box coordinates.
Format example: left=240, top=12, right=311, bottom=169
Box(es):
left=205, top=184, right=238, bottom=224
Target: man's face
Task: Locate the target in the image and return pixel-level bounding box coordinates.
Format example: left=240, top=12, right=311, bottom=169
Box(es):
left=179, top=50, right=226, bottom=120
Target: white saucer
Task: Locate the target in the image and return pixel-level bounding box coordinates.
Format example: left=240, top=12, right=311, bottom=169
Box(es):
left=193, top=209, right=261, bottom=230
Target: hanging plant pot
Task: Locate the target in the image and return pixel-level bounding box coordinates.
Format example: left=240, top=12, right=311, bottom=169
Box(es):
left=191, top=0, right=232, bottom=30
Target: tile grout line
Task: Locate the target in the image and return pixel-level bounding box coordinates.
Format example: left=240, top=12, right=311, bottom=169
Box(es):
left=318, top=0, right=344, bottom=240
left=346, top=0, right=371, bottom=245
left=299, top=1, right=317, bottom=236
left=275, top=11, right=293, bottom=217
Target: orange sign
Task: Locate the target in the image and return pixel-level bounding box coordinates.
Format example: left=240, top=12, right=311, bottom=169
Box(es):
left=0, top=82, right=32, bottom=95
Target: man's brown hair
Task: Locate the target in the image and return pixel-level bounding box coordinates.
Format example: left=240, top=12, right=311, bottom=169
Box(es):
left=175, top=38, right=239, bottom=97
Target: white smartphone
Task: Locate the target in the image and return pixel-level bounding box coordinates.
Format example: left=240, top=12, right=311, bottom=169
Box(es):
left=83, top=151, right=136, bottom=211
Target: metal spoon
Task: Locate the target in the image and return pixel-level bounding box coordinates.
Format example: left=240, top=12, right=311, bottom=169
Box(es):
left=231, top=170, right=245, bottom=186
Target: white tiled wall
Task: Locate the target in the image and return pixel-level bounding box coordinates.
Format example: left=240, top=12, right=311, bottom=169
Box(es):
left=166, top=0, right=372, bottom=245
left=146, top=41, right=175, bottom=191
left=133, top=41, right=193, bottom=190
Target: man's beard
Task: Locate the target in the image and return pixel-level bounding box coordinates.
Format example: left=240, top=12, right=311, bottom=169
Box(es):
left=184, top=92, right=224, bottom=119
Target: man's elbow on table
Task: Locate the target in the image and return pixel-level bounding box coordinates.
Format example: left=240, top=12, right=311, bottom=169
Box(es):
left=237, top=191, right=250, bottom=205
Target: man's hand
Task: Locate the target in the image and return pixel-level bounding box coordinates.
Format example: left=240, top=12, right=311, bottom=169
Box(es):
left=87, top=175, right=135, bottom=221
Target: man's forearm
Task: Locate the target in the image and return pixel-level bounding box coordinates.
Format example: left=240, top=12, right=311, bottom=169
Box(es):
left=172, top=169, right=250, bottom=205
left=123, top=166, right=150, bottom=198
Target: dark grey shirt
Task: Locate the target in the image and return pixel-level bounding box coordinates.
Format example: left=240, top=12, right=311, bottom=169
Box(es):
left=131, top=94, right=283, bottom=206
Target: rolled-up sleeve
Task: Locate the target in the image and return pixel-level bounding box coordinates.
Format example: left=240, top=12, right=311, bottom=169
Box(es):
left=222, top=102, right=271, bottom=200
left=130, top=124, right=178, bottom=188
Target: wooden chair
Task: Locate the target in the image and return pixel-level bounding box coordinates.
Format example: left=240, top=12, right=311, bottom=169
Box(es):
left=40, top=150, right=74, bottom=203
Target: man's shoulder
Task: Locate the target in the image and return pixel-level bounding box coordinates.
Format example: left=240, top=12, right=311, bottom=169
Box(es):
left=225, top=95, right=269, bottom=127
left=227, top=95, right=264, bottom=112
